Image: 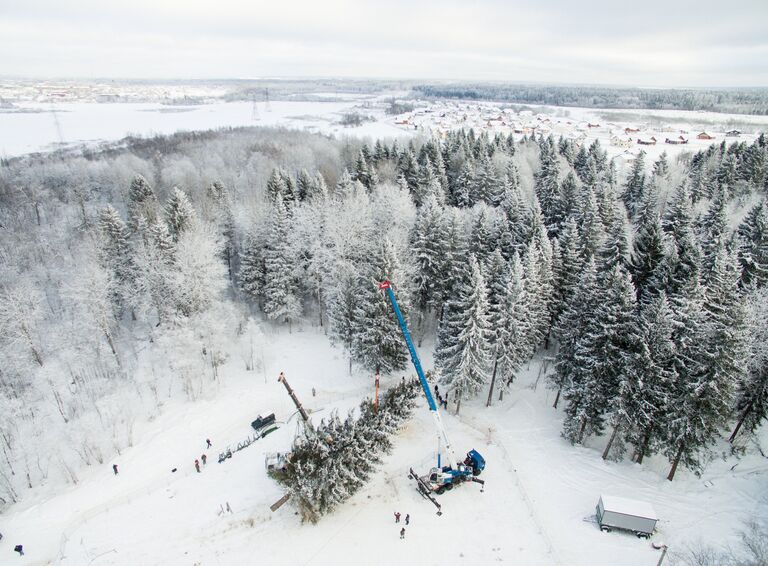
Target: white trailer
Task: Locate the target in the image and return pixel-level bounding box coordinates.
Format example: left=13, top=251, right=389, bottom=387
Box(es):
left=596, top=495, right=658, bottom=539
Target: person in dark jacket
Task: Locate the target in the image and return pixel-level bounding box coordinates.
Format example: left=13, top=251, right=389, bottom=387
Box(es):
left=201, top=454, right=207, bottom=465
left=14, top=544, right=24, bottom=556
left=400, top=528, right=405, bottom=539
left=206, top=439, right=212, bottom=449
left=112, top=464, right=118, bottom=475
left=194, top=459, right=201, bottom=473
left=405, top=513, right=410, bottom=525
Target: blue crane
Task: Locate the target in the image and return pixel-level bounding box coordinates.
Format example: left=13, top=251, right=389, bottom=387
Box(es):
left=379, top=281, right=485, bottom=511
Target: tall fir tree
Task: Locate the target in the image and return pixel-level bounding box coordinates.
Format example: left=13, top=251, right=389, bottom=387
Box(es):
left=262, top=196, right=302, bottom=324
left=351, top=239, right=410, bottom=374
left=435, top=255, right=493, bottom=413
left=164, top=186, right=197, bottom=241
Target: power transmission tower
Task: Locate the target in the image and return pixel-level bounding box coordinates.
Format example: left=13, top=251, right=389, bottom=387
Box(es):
left=50, top=101, right=65, bottom=145
left=251, top=92, right=260, bottom=121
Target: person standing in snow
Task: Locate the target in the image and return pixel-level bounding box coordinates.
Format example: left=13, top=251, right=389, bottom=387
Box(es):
left=400, top=528, right=405, bottom=539
left=112, top=464, right=118, bottom=475
left=14, top=544, right=24, bottom=556
left=206, top=439, right=212, bottom=449
left=201, top=454, right=207, bottom=465
left=195, top=459, right=201, bottom=473
left=312, top=387, right=316, bottom=397
left=394, top=511, right=401, bottom=523
left=405, top=514, right=410, bottom=525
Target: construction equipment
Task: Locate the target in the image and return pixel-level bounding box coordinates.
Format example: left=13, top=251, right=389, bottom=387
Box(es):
left=379, top=280, right=485, bottom=510
left=278, top=372, right=312, bottom=427
left=268, top=372, right=310, bottom=511
left=251, top=413, right=277, bottom=434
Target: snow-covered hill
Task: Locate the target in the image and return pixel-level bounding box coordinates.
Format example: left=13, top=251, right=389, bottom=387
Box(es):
left=2, top=323, right=764, bottom=565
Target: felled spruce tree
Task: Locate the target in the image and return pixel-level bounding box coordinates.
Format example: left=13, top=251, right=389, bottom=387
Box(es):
left=273, top=379, right=418, bottom=523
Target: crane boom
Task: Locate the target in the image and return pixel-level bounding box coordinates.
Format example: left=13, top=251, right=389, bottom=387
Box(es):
left=379, top=281, right=460, bottom=469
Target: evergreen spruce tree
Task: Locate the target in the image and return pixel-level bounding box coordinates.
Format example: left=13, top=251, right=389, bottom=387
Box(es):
left=737, top=200, right=768, bottom=288
left=354, top=150, right=378, bottom=190
left=454, top=161, right=475, bottom=208
left=262, top=196, right=302, bottom=324
left=164, top=186, right=197, bottom=241
left=552, top=217, right=583, bottom=327
left=327, top=267, right=361, bottom=374
left=473, top=154, right=502, bottom=206
left=410, top=194, right=448, bottom=319
left=127, top=174, right=158, bottom=228
left=296, top=169, right=313, bottom=201
left=625, top=292, right=677, bottom=463
left=730, top=287, right=768, bottom=442
left=469, top=206, right=495, bottom=265
left=206, top=181, right=236, bottom=282
left=534, top=140, right=563, bottom=236
left=414, top=158, right=442, bottom=206
left=594, top=265, right=644, bottom=460
left=266, top=168, right=289, bottom=202
left=622, top=150, right=646, bottom=218
left=560, top=172, right=581, bottom=222
left=699, top=187, right=729, bottom=279
left=561, top=264, right=638, bottom=444
left=239, top=230, right=266, bottom=304
left=97, top=205, right=134, bottom=311
left=306, top=173, right=329, bottom=202
left=663, top=277, right=710, bottom=481
left=630, top=211, right=667, bottom=304
left=491, top=252, right=532, bottom=403
left=577, top=185, right=604, bottom=260
left=435, top=256, right=493, bottom=413
left=351, top=239, right=410, bottom=374
left=397, top=149, right=421, bottom=196
left=553, top=258, right=598, bottom=414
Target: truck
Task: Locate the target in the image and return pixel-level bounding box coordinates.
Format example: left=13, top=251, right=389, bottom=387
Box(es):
left=596, top=494, right=658, bottom=539
left=250, top=413, right=277, bottom=435
left=380, top=280, right=485, bottom=512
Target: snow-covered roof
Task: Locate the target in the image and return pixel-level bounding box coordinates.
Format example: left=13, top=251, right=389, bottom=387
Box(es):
left=600, top=495, right=658, bottom=520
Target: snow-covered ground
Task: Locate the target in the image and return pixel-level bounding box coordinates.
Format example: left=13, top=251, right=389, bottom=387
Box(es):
left=0, top=99, right=408, bottom=157
left=2, top=323, right=764, bottom=565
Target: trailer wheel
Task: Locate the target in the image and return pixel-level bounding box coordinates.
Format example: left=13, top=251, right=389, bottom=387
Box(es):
left=636, top=532, right=649, bottom=539
left=436, top=486, right=446, bottom=495
left=445, top=483, right=454, bottom=491
left=473, top=468, right=482, bottom=476
left=600, top=526, right=611, bottom=533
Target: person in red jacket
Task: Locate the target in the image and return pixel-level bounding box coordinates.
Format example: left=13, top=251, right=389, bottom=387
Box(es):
left=195, top=459, right=201, bottom=473
left=394, top=511, right=401, bottom=523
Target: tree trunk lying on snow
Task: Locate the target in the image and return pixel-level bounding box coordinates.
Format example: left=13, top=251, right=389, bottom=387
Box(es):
left=270, top=379, right=419, bottom=523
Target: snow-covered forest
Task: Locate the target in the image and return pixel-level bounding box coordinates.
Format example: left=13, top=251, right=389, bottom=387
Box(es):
left=1, top=125, right=767, bottom=513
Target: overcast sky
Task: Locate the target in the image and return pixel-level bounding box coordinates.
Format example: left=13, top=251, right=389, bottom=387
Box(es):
left=1, top=0, right=767, bottom=87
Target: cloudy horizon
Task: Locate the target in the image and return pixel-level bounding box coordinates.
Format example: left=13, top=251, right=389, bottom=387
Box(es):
left=1, top=0, right=767, bottom=88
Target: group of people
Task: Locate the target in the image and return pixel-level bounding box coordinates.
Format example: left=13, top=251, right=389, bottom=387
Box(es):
left=394, top=511, right=410, bottom=539
left=195, top=439, right=213, bottom=473
left=434, top=385, right=449, bottom=410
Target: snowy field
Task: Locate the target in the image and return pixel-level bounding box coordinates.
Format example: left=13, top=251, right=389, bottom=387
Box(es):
left=0, top=99, right=408, bottom=157
left=5, top=94, right=768, bottom=163
left=2, top=324, right=764, bottom=566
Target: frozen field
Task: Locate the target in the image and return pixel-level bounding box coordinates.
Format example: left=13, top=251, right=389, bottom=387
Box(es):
left=0, top=99, right=407, bottom=157
left=1, top=324, right=764, bottom=566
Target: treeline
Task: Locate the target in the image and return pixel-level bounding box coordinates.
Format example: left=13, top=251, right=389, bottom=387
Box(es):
left=272, top=379, right=418, bottom=523
left=415, top=83, right=768, bottom=115
left=1, top=123, right=768, bottom=508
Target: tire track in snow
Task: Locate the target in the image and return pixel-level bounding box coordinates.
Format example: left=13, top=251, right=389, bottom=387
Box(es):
left=452, top=411, right=564, bottom=566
